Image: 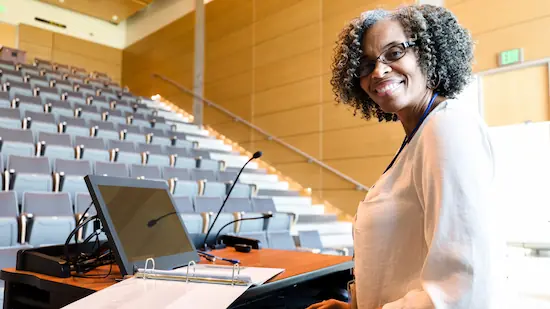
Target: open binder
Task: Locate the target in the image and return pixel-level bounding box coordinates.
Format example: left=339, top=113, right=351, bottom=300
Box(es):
left=134, top=259, right=253, bottom=286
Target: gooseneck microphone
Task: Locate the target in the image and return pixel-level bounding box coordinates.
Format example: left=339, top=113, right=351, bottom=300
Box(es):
left=201, top=150, right=262, bottom=251
left=211, top=214, right=273, bottom=250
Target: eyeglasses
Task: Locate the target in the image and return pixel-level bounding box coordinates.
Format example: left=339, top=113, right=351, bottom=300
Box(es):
left=358, top=41, right=415, bottom=77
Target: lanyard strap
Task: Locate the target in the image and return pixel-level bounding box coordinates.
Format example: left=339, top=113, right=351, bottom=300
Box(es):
left=383, top=92, right=439, bottom=174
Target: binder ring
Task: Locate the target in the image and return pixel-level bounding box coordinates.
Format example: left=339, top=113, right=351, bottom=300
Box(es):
left=143, top=258, right=156, bottom=281
left=186, top=260, right=196, bottom=283
left=231, top=263, right=240, bottom=286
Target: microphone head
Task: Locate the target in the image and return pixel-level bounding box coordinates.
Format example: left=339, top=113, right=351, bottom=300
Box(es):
left=252, top=151, right=262, bottom=159
left=263, top=213, right=273, bottom=218
left=147, top=219, right=157, bottom=228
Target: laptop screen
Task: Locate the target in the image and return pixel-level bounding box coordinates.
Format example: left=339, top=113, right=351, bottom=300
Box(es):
left=85, top=176, right=199, bottom=275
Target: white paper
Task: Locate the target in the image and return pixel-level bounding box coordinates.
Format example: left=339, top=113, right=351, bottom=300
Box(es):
left=62, top=266, right=285, bottom=309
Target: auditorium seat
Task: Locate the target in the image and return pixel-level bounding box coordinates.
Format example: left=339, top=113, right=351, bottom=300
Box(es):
left=6, top=81, right=32, bottom=98
left=63, top=91, right=85, bottom=106
left=74, top=136, right=110, bottom=162
left=1, top=70, right=23, bottom=85
left=165, top=145, right=192, bottom=157
left=0, top=128, right=35, bottom=163
left=16, top=95, right=43, bottom=114
left=55, top=159, right=92, bottom=201
left=0, top=107, right=22, bottom=129
left=95, top=161, right=128, bottom=177
left=21, top=192, right=75, bottom=246
left=0, top=191, right=19, bottom=247
left=191, top=149, right=211, bottom=159
left=252, top=198, right=293, bottom=232
left=171, top=196, right=203, bottom=234
left=0, top=60, right=14, bottom=71
left=0, top=91, right=10, bottom=108
left=130, top=164, right=161, bottom=179
left=36, top=87, right=59, bottom=105
left=77, top=104, right=102, bottom=122
left=173, top=155, right=197, bottom=169
left=296, top=230, right=348, bottom=256
left=218, top=171, right=238, bottom=182
left=44, top=72, right=63, bottom=82
left=129, top=113, right=150, bottom=127
left=195, top=196, right=234, bottom=240
left=77, top=85, right=95, bottom=97
left=88, top=95, right=110, bottom=111
left=25, top=111, right=57, bottom=133
left=120, top=124, right=144, bottom=144
left=137, top=143, right=170, bottom=167
left=109, top=140, right=142, bottom=165
left=6, top=155, right=53, bottom=201
left=103, top=109, right=126, bottom=125
left=234, top=231, right=269, bottom=248
left=38, top=132, right=74, bottom=162
left=197, top=158, right=221, bottom=171
left=60, top=116, right=90, bottom=138
left=201, top=181, right=226, bottom=197
left=19, top=64, right=39, bottom=77
left=113, top=100, right=133, bottom=114
left=145, top=130, right=173, bottom=146
left=92, top=125, right=119, bottom=142
left=229, top=183, right=255, bottom=198
left=162, top=167, right=190, bottom=180
left=191, top=169, right=217, bottom=182
left=47, top=100, right=75, bottom=120
left=267, top=231, right=296, bottom=250
left=98, top=89, right=118, bottom=102
left=30, top=76, right=51, bottom=91
left=171, top=179, right=199, bottom=197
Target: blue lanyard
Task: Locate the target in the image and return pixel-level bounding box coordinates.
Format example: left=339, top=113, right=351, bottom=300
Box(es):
left=383, top=92, right=439, bottom=174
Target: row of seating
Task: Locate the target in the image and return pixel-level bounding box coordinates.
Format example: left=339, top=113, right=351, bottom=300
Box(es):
left=1, top=59, right=123, bottom=93
left=0, top=95, right=166, bottom=127
left=0, top=190, right=292, bottom=247
left=0, top=154, right=245, bottom=200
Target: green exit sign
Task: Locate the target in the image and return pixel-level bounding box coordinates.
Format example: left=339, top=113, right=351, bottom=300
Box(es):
left=499, top=48, right=523, bottom=66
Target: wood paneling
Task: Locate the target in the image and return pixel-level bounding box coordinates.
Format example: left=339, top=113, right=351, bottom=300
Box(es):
left=273, top=162, right=323, bottom=189
left=0, top=22, right=17, bottom=48
left=205, top=48, right=253, bottom=84
left=18, top=24, right=122, bottom=83
left=253, top=105, right=321, bottom=137
left=319, top=189, right=366, bottom=216
left=254, top=76, right=321, bottom=116
left=205, top=26, right=253, bottom=60
left=483, top=65, right=549, bottom=126
left=255, top=0, right=320, bottom=44
left=36, top=0, right=152, bottom=24
left=449, top=0, right=550, bottom=72
left=324, top=156, right=394, bottom=189
left=322, top=101, right=368, bottom=131
left=255, top=49, right=321, bottom=92
left=204, top=71, right=252, bottom=102
left=254, top=22, right=321, bottom=68
left=254, top=0, right=302, bottom=22
left=323, top=123, right=404, bottom=159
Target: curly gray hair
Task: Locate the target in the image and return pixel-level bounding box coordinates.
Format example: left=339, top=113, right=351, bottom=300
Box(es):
left=330, top=5, right=474, bottom=122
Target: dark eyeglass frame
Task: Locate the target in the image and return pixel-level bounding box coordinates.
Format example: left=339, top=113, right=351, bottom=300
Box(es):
left=359, top=41, right=416, bottom=77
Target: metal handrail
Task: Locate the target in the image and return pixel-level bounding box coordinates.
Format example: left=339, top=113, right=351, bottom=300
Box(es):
left=152, top=73, right=370, bottom=191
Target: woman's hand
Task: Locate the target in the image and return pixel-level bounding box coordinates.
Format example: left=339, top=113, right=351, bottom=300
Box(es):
left=306, top=299, right=350, bottom=309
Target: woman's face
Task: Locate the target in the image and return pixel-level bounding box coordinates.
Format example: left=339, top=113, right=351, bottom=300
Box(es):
left=359, top=19, right=429, bottom=114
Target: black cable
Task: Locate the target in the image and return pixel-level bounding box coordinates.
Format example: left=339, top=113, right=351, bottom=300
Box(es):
left=64, top=215, right=97, bottom=263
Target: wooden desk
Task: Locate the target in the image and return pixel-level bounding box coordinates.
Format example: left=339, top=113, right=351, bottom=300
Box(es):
left=2, top=248, right=353, bottom=309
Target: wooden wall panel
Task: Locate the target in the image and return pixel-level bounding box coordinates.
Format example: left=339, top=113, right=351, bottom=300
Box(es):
left=449, top=0, right=550, bottom=72
left=205, top=26, right=253, bottom=60
left=0, top=22, right=17, bottom=48
left=273, top=162, right=323, bottom=189
left=205, top=48, right=253, bottom=84
left=255, top=0, right=320, bottom=44
left=254, top=0, right=302, bottom=22
left=253, top=105, right=321, bottom=138
left=322, top=102, right=368, bottom=131
left=324, top=156, right=394, bottom=188
left=323, top=124, right=403, bottom=159
left=483, top=65, right=549, bottom=126
left=254, top=76, right=321, bottom=116
left=255, top=49, right=321, bottom=92
left=18, top=24, right=122, bottom=83
left=204, top=71, right=252, bottom=102
left=254, top=22, right=321, bottom=68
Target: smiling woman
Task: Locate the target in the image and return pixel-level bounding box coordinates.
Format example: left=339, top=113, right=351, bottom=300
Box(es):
left=308, top=4, right=502, bottom=309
